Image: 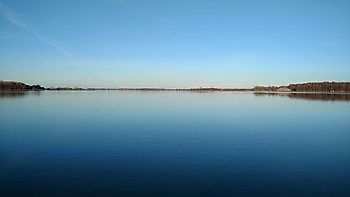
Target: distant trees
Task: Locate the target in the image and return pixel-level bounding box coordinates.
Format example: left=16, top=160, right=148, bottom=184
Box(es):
left=253, top=86, right=279, bottom=92
left=254, top=82, right=350, bottom=92
left=0, top=81, right=45, bottom=90
left=288, top=82, right=350, bottom=92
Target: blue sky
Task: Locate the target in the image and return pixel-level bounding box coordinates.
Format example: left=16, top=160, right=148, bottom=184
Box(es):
left=0, top=0, right=349, bottom=88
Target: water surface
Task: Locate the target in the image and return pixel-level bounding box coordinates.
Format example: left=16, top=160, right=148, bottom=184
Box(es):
left=1, top=91, right=350, bottom=196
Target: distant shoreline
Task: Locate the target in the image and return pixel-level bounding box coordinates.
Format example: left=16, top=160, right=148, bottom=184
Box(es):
left=1, top=81, right=350, bottom=93
left=45, top=87, right=253, bottom=92
left=2, top=87, right=350, bottom=102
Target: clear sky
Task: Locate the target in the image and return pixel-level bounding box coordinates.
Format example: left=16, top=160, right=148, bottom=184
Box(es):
left=0, top=0, right=349, bottom=88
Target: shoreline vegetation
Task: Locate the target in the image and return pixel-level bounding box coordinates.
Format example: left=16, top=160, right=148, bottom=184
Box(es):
left=1, top=81, right=350, bottom=93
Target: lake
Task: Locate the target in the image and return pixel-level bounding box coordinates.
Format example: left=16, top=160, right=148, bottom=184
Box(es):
left=1, top=91, right=350, bottom=196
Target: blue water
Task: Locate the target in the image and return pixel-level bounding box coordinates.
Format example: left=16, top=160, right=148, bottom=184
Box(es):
left=1, top=91, right=350, bottom=196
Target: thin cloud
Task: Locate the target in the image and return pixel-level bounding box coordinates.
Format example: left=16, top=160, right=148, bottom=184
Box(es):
left=0, top=0, right=71, bottom=56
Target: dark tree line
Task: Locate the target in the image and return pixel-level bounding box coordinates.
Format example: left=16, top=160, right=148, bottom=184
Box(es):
left=0, top=81, right=45, bottom=90
left=253, top=86, right=279, bottom=91
left=254, top=82, right=350, bottom=92
left=288, top=82, right=350, bottom=92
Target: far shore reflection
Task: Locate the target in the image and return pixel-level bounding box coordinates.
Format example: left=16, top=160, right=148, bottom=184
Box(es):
left=0, top=91, right=41, bottom=99
left=1, top=90, right=350, bottom=102
left=254, top=92, right=350, bottom=101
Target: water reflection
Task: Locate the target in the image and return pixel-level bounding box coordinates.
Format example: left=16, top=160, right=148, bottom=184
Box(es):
left=0, top=91, right=41, bottom=99
left=254, top=92, right=350, bottom=101
left=2, top=90, right=350, bottom=102
left=1, top=90, right=350, bottom=196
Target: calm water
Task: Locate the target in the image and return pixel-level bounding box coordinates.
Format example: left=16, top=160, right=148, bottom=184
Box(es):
left=1, top=91, right=350, bottom=196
